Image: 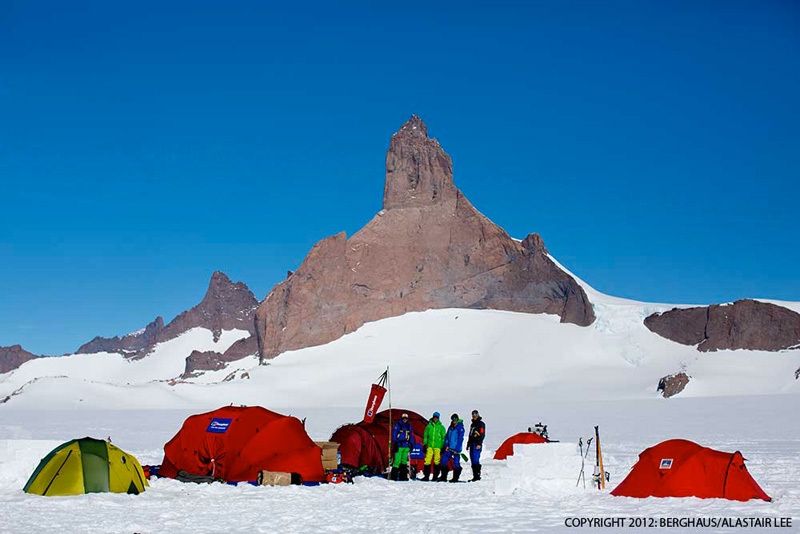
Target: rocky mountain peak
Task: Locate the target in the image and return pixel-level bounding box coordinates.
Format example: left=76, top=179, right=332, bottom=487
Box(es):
left=156, top=271, right=259, bottom=346
left=393, top=114, right=428, bottom=138
left=383, top=115, right=456, bottom=210
left=197, top=271, right=255, bottom=316
left=207, top=270, right=234, bottom=292
left=256, top=117, right=596, bottom=360
left=0, top=344, right=38, bottom=374
left=75, top=271, right=259, bottom=360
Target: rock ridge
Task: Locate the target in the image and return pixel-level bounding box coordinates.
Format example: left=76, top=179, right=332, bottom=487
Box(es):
left=644, top=299, right=800, bottom=352
left=77, top=271, right=259, bottom=360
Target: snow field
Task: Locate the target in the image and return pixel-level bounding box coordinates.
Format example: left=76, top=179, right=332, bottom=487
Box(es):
left=0, top=394, right=798, bottom=533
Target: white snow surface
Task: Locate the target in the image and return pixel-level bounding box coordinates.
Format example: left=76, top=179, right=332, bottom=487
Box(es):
left=1, top=262, right=799, bottom=531
left=1, top=397, right=798, bottom=533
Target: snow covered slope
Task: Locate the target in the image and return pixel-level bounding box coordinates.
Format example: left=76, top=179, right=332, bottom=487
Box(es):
left=1, top=252, right=798, bottom=410
left=0, top=328, right=250, bottom=408
left=1, top=296, right=798, bottom=410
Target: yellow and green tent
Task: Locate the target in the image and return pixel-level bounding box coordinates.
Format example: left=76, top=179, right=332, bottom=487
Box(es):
left=24, top=437, right=149, bottom=496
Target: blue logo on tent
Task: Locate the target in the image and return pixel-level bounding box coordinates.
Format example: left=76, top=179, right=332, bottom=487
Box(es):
left=410, top=442, right=424, bottom=460
left=207, top=418, right=233, bottom=433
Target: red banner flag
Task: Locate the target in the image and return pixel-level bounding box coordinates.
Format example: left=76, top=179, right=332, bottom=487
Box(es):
left=362, top=370, right=389, bottom=423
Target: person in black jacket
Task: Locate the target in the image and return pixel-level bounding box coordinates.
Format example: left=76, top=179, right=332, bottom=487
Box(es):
left=467, top=409, right=485, bottom=481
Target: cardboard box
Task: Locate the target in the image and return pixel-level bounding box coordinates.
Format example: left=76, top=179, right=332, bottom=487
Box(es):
left=315, top=441, right=340, bottom=470
left=258, top=471, right=292, bottom=486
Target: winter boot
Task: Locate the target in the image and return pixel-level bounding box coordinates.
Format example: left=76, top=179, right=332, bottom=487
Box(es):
left=390, top=467, right=398, bottom=481
left=438, top=467, right=449, bottom=482
left=433, top=465, right=441, bottom=481
left=399, top=465, right=409, bottom=481
left=422, top=465, right=431, bottom=482
left=469, top=464, right=482, bottom=482
left=450, top=467, right=462, bottom=483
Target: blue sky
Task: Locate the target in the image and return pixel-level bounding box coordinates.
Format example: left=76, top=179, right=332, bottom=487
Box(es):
left=1, top=1, right=798, bottom=355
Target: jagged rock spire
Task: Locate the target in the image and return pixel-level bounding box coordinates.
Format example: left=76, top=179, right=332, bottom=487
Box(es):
left=394, top=114, right=428, bottom=138
left=383, top=115, right=456, bottom=210
left=255, top=117, right=597, bottom=360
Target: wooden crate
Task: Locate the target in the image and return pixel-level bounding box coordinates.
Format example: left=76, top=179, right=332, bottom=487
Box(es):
left=315, top=441, right=340, bottom=470
left=258, top=471, right=292, bottom=486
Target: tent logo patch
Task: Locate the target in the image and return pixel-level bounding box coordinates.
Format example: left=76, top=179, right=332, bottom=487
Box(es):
left=207, top=418, right=232, bottom=433
left=660, top=458, right=673, bottom=469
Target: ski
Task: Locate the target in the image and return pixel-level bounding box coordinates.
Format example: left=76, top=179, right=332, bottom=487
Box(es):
left=593, top=426, right=606, bottom=490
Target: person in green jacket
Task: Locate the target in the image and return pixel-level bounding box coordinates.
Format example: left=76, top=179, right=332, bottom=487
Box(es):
left=421, top=411, right=446, bottom=481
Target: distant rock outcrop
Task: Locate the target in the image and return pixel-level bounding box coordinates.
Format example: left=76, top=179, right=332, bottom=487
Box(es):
left=181, top=336, right=259, bottom=378
left=182, top=350, right=227, bottom=377
left=77, top=316, right=164, bottom=355
left=255, top=116, right=595, bottom=361
left=645, top=299, right=800, bottom=352
left=0, top=345, right=38, bottom=374
left=78, top=271, right=259, bottom=361
left=657, top=372, right=690, bottom=398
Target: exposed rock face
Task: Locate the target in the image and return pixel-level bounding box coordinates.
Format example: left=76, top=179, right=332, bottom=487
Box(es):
left=77, top=316, right=164, bottom=355
left=383, top=115, right=457, bottom=210
left=182, top=337, right=259, bottom=378
left=0, top=345, right=38, bottom=374
left=657, top=372, right=690, bottom=398
left=182, top=350, right=227, bottom=377
left=221, top=335, right=259, bottom=362
left=645, top=299, right=800, bottom=352
left=158, top=271, right=259, bottom=344
left=255, top=116, right=595, bottom=360
left=77, top=271, right=259, bottom=360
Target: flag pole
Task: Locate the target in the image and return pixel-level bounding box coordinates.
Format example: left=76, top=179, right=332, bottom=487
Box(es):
left=386, top=366, right=392, bottom=474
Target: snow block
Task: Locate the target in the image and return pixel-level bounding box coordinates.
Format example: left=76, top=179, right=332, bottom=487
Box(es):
left=493, top=442, right=584, bottom=496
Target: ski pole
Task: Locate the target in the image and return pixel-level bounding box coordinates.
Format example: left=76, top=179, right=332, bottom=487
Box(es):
left=576, top=438, right=586, bottom=488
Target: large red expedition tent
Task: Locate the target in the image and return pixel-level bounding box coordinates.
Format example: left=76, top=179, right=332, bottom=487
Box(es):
left=160, top=406, right=325, bottom=483
left=611, top=439, right=770, bottom=501
left=330, top=409, right=427, bottom=475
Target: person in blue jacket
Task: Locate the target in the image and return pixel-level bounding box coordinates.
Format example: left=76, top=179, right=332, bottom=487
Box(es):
left=391, top=413, right=415, bottom=481
left=437, top=413, right=465, bottom=482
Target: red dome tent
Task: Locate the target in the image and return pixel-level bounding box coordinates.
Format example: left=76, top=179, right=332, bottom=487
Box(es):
left=611, top=439, right=770, bottom=501
left=330, top=409, right=427, bottom=475
left=493, top=432, right=549, bottom=460
left=160, top=406, right=325, bottom=483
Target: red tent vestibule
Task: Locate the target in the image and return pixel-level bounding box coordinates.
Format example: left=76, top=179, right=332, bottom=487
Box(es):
left=159, top=406, right=325, bottom=483
left=493, top=432, right=549, bottom=460
left=611, top=439, right=771, bottom=501
left=330, top=409, right=427, bottom=474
